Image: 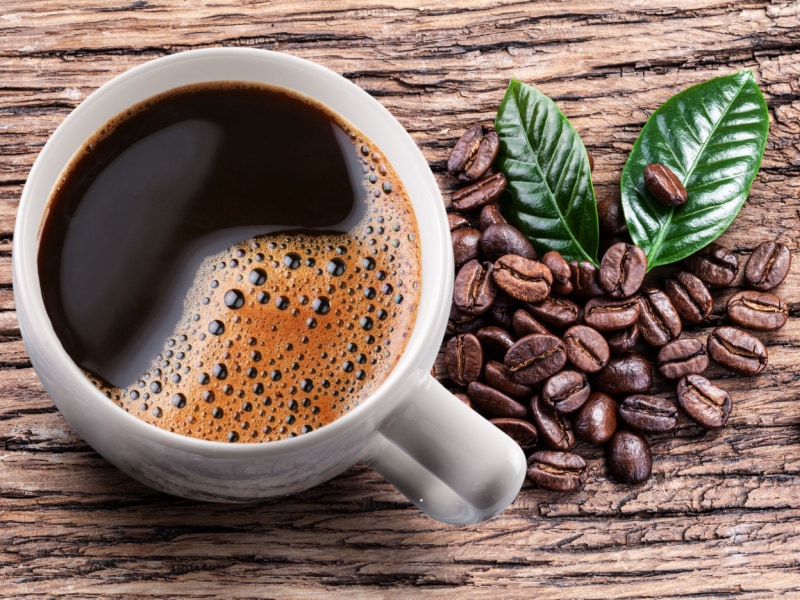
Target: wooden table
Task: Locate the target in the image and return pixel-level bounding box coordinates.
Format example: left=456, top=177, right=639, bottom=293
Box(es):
left=2, top=2, right=800, bottom=598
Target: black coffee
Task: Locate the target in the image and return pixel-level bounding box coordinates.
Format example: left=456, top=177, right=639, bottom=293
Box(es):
left=39, top=82, right=421, bottom=443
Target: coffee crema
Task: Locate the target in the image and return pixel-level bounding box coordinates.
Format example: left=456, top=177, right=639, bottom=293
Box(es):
left=38, top=82, right=421, bottom=443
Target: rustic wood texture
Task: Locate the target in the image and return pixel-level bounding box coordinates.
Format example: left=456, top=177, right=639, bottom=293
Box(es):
left=2, top=1, right=800, bottom=598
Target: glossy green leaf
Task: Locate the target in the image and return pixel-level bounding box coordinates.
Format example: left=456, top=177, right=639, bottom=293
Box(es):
left=494, top=79, right=599, bottom=264
left=620, top=70, right=769, bottom=270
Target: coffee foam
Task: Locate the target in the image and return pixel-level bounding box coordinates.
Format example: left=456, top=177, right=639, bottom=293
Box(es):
left=93, top=144, right=421, bottom=443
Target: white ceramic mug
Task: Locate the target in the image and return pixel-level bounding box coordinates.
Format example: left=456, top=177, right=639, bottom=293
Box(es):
left=12, top=48, right=526, bottom=525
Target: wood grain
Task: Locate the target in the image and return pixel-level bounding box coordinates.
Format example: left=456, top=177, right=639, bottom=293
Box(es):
left=2, top=1, right=800, bottom=598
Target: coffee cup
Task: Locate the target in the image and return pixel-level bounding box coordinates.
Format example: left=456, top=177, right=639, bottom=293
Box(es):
left=12, top=48, right=526, bottom=525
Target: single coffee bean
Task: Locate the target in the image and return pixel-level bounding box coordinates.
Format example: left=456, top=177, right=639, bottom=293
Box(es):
left=447, top=212, right=471, bottom=231
left=488, top=292, right=517, bottom=330
left=526, top=295, right=581, bottom=328
left=599, top=242, right=648, bottom=298
left=606, top=323, right=639, bottom=355
left=476, top=325, right=517, bottom=357
left=562, top=324, right=609, bottom=374
left=492, top=254, right=552, bottom=303
left=643, top=163, right=687, bottom=206
left=491, top=418, right=539, bottom=453
left=542, top=369, right=590, bottom=414
left=745, top=241, right=791, bottom=291
left=526, top=450, right=587, bottom=491
left=467, top=381, right=528, bottom=419
left=597, top=195, right=628, bottom=237
left=540, top=250, right=573, bottom=296
left=447, top=303, right=486, bottom=336
left=656, top=337, right=709, bottom=379
left=529, top=394, right=576, bottom=451
left=664, top=270, right=713, bottom=325
left=569, top=260, right=605, bottom=299
left=481, top=223, right=537, bottom=262
left=677, top=374, right=732, bottom=429
left=505, top=333, right=567, bottom=385
left=636, top=288, right=682, bottom=347
left=607, top=430, right=652, bottom=484
left=583, top=296, right=641, bottom=332
left=484, top=360, right=536, bottom=400
left=479, top=203, right=508, bottom=230
left=512, top=308, right=552, bottom=337
left=452, top=172, right=508, bottom=212
left=453, top=259, right=497, bottom=316
left=727, top=289, right=788, bottom=331
left=592, top=353, right=652, bottom=397
left=443, top=333, right=483, bottom=386
left=707, top=325, right=767, bottom=375
left=447, top=124, right=500, bottom=182
left=451, top=226, right=482, bottom=268
left=685, top=242, right=738, bottom=287
left=574, top=392, right=618, bottom=445
left=619, top=394, right=679, bottom=433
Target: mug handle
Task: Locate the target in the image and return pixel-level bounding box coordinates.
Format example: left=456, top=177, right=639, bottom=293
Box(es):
left=366, top=373, right=527, bottom=525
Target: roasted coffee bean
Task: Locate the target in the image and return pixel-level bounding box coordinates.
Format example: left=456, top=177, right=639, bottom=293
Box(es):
left=707, top=325, right=767, bottom=375
left=488, top=292, right=517, bottom=330
left=607, top=430, right=652, bottom=484
left=447, top=303, right=486, bottom=336
left=685, top=242, right=738, bottom=287
left=479, top=203, right=507, bottom=230
left=563, top=324, right=609, bottom=374
left=542, top=370, right=590, bottom=414
left=512, top=308, right=552, bottom=337
left=583, top=296, right=640, bottom=332
left=606, top=323, right=639, bottom=355
left=476, top=326, right=516, bottom=357
left=467, top=381, right=528, bottom=419
left=592, top=353, right=652, bottom=397
left=574, top=392, right=618, bottom=445
left=491, top=418, right=539, bottom=453
left=656, top=337, right=709, bottom=379
left=526, top=295, right=581, bottom=328
left=677, top=374, right=731, bottom=429
left=636, top=288, right=682, bottom=347
left=484, top=360, right=536, bottom=400
left=745, top=241, right=791, bottom=291
left=727, top=289, right=788, bottom=331
left=452, top=172, right=507, bottom=212
left=597, top=195, right=628, bottom=237
left=569, top=260, right=605, bottom=299
left=665, top=270, right=713, bottom=325
left=541, top=251, right=573, bottom=296
left=447, top=124, right=500, bottom=182
left=526, top=450, right=587, bottom=491
left=505, top=333, right=567, bottom=385
left=453, top=259, right=497, bottom=316
left=619, top=394, right=679, bottom=433
left=599, top=242, right=648, bottom=298
left=492, top=254, right=552, bottom=303
left=451, top=226, right=482, bottom=268
left=481, top=223, right=537, bottom=262
left=447, top=212, right=471, bottom=231
left=454, top=392, right=472, bottom=408
left=443, top=333, right=483, bottom=386
left=529, top=394, right=576, bottom=451
left=643, top=163, right=687, bottom=206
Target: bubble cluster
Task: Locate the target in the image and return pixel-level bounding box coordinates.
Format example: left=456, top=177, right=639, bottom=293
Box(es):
left=93, top=139, right=421, bottom=443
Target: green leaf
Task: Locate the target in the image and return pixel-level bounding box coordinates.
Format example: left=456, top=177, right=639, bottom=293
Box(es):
left=620, top=70, right=769, bottom=270
left=494, top=79, right=599, bottom=264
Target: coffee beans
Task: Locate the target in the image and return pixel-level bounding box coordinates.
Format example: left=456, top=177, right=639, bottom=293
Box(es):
left=452, top=172, right=508, bottom=212
left=440, top=123, right=791, bottom=495
left=448, top=124, right=500, bottom=182
left=643, top=163, right=688, bottom=206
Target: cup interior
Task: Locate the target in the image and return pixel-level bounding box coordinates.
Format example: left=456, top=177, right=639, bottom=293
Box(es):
left=14, top=48, right=452, bottom=453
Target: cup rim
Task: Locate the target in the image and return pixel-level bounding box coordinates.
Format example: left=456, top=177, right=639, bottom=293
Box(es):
left=13, top=47, right=452, bottom=457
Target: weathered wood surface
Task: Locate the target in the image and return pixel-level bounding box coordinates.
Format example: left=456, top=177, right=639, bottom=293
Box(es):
left=2, top=1, right=800, bottom=598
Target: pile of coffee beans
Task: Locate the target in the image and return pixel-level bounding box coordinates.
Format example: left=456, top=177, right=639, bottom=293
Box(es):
left=440, top=124, right=791, bottom=490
